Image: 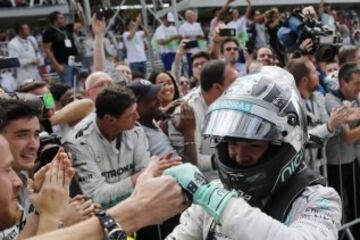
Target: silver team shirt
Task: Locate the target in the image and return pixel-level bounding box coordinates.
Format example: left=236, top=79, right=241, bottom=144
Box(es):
left=65, top=119, right=150, bottom=208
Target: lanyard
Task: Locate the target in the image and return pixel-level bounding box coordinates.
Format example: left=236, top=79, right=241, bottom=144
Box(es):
left=52, top=26, right=68, bottom=38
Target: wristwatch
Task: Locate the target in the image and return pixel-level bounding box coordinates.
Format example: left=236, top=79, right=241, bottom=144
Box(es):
left=95, top=210, right=127, bottom=240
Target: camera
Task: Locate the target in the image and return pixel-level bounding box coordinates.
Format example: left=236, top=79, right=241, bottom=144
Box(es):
left=36, top=132, right=62, bottom=171
left=219, top=28, right=236, bottom=37
left=184, top=40, right=199, bottom=50
left=96, top=6, right=113, bottom=20
left=277, top=9, right=341, bottom=60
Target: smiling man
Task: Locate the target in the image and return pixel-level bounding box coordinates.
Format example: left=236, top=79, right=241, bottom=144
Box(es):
left=0, top=98, right=41, bottom=240
left=1, top=100, right=41, bottom=173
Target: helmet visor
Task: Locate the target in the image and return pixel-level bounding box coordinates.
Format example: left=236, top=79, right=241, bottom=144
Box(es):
left=203, top=109, right=282, bottom=141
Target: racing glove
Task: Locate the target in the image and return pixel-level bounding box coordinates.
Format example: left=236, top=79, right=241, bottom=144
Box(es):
left=164, top=163, right=238, bottom=222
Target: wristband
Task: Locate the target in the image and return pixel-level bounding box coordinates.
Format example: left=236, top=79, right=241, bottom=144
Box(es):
left=194, top=182, right=238, bottom=222
left=184, top=141, right=196, bottom=146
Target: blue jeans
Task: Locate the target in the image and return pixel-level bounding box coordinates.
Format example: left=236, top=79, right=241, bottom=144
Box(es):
left=130, top=61, right=146, bottom=76
left=161, top=52, right=176, bottom=71
left=59, top=64, right=74, bottom=87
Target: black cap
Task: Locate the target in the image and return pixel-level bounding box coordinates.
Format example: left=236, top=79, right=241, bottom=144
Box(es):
left=127, top=79, right=162, bottom=101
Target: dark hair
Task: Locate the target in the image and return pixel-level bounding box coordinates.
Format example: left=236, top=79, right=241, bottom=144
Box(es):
left=220, top=38, right=239, bottom=54
left=49, top=11, right=62, bottom=24
left=286, top=57, right=311, bottom=87
left=14, top=23, right=27, bottom=34
left=200, top=60, right=227, bottom=91
left=0, top=98, right=41, bottom=132
left=17, top=80, right=47, bottom=93
left=338, top=45, right=359, bottom=65
left=255, top=46, right=274, bottom=59
left=96, top=85, right=136, bottom=119
left=125, top=18, right=135, bottom=28
left=49, top=83, right=71, bottom=102
left=60, top=88, right=85, bottom=107
left=148, top=71, right=180, bottom=100
left=191, top=51, right=210, bottom=66
left=338, top=63, right=360, bottom=84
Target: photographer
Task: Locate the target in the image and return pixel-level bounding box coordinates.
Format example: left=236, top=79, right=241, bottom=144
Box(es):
left=123, top=14, right=149, bottom=76
left=265, top=8, right=286, bottom=66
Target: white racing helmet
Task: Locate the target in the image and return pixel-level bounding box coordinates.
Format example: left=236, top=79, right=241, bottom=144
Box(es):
left=202, top=66, right=308, bottom=208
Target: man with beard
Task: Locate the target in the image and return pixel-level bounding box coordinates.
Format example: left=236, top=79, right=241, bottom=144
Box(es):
left=0, top=135, right=23, bottom=235
left=255, top=46, right=274, bottom=66
left=220, top=38, right=243, bottom=74
left=287, top=57, right=359, bottom=173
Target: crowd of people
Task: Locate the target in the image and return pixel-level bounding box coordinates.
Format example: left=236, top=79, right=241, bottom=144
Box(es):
left=1, top=0, right=360, bottom=239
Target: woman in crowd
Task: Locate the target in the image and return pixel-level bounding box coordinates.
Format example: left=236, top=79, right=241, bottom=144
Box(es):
left=149, top=71, right=180, bottom=108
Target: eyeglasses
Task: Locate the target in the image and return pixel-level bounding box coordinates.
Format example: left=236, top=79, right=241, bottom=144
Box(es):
left=193, top=61, right=207, bottom=68
left=180, top=81, right=190, bottom=85
left=225, top=47, right=239, bottom=52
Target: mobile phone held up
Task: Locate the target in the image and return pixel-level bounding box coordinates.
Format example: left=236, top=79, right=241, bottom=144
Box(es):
left=219, top=28, right=236, bottom=37
left=184, top=40, right=199, bottom=50
left=96, top=7, right=112, bottom=20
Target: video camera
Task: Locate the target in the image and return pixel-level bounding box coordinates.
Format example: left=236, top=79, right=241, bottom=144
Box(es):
left=277, top=9, right=341, bottom=61
left=35, top=132, right=62, bottom=172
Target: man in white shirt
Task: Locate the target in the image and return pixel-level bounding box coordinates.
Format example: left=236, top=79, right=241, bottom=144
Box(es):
left=154, top=13, right=180, bottom=71
left=319, top=0, right=336, bottom=32
left=8, top=23, right=41, bottom=85
left=123, top=15, right=149, bottom=76
left=179, top=9, right=205, bottom=77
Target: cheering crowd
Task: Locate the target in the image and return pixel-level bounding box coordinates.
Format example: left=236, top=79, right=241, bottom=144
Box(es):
left=1, top=0, right=360, bottom=239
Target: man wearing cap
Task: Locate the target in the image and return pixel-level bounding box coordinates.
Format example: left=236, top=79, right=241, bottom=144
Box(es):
left=128, top=79, right=177, bottom=157
left=154, top=13, right=181, bottom=71
left=128, top=79, right=182, bottom=240
left=65, top=84, right=151, bottom=209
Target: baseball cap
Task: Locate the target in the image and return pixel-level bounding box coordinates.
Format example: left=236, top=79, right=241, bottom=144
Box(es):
left=167, top=12, right=175, bottom=22
left=127, top=79, right=162, bottom=101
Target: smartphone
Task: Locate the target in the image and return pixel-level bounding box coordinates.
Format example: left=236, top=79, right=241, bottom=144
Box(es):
left=0, top=58, right=20, bottom=69
left=184, top=40, right=199, bottom=49
left=219, top=28, right=236, bottom=37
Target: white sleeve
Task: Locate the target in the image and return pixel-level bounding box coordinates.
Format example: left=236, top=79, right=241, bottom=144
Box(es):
left=165, top=204, right=206, bottom=240
left=179, top=24, right=186, bottom=37
left=220, top=185, right=341, bottom=240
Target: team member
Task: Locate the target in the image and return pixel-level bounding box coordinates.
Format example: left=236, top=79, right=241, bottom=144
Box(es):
left=65, top=85, right=151, bottom=208
left=325, top=63, right=360, bottom=238
left=287, top=57, right=360, bottom=173
left=0, top=135, right=188, bottom=240
left=165, top=66, right=341, bottom=240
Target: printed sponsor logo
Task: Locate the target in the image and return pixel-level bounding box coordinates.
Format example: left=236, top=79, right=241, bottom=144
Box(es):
left=211, top=99, right=253, bottom=113
left=101, top=164, right=135, bottom=179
